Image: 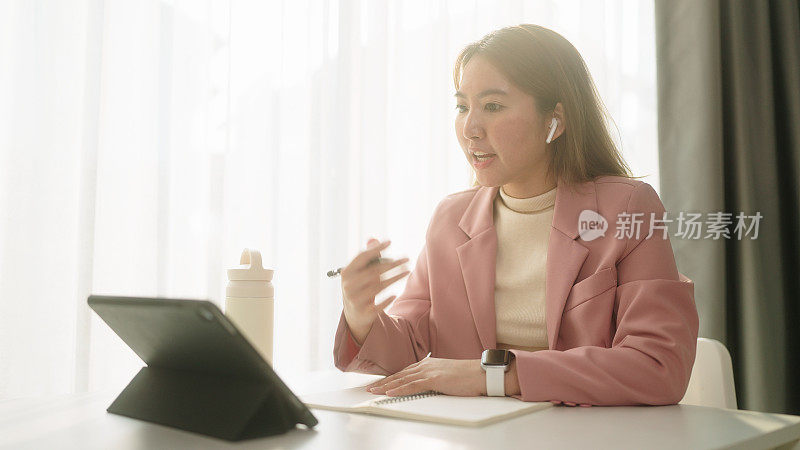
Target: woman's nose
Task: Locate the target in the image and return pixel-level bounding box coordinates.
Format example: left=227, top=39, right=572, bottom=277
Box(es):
left=462, top=111, right=484, bottom=140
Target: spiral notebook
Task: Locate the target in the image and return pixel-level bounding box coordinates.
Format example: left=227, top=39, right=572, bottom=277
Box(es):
left=299, top=386, right=552, bottom=427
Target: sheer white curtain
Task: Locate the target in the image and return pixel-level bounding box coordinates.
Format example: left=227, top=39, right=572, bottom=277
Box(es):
left=0, top=0, right=657, bottom=398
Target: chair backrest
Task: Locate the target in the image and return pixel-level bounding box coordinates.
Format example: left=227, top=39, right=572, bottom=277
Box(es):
left=680, top=338, right=738, bottom=409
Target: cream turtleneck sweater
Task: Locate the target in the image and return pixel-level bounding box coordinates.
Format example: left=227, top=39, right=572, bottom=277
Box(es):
left=493, top=185, right=557, bottom=353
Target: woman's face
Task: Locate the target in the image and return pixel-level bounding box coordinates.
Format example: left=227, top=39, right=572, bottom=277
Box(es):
left=454, top=55, right=556, bottom=197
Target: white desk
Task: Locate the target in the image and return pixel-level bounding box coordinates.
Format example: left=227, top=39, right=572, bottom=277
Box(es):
left=1, top=370, right=799, bottom=450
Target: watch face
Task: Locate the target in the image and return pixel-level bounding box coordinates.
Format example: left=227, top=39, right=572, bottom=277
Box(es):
left=482, top=349, right=510, bottom=366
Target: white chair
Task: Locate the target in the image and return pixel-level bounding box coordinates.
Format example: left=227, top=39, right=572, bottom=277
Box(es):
left=680, top=338, right=738, bottom=409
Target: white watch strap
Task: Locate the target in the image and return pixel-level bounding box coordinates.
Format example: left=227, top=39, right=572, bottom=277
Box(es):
left=485, top=366, right=505, bottom=396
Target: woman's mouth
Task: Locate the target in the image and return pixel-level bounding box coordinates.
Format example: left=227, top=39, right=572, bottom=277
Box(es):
left=471, top=152, right=496, bottom=169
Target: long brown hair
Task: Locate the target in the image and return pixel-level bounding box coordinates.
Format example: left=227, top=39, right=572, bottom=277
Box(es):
left=453, top=24, right=644, bottom=192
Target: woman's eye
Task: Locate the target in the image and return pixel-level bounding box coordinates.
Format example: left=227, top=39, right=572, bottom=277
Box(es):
left=455, top=103, right=502, bottom=113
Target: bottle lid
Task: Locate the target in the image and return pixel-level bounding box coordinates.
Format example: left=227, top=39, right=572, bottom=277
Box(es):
left=227, top=249, right=274, bottom=281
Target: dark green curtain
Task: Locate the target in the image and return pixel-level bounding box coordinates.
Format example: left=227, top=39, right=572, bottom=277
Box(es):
left=655, top=0, right=800, bottom=414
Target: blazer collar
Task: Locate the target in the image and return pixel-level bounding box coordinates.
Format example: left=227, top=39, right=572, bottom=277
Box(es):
left=456, top=179, right=597, bottom=350
left=458, top=179, right=597, bottom=239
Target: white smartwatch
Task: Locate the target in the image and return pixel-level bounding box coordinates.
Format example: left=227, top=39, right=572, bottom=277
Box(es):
left=481, top=349, right=514, bottom=396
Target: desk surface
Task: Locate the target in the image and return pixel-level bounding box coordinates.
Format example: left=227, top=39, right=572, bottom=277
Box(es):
left=1, top=370, right=799, bottom=450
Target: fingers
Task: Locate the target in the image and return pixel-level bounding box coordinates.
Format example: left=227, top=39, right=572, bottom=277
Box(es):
left=366, top=368, right=422, bottom=392
left=364, top=358, right=426, bottom=390
left=340, top=238, right=408, bottom=324
left=373, top=257, right=410, bottom=274
left=378, top=270, right=411, bottom=290
left=365, top=377, right=387, bottom=390
left=376, top=356, right=439, bottom=396
left=359, top=271, right=410, bottom=303
left=382, top=370, right=424, bottom=392
left=385, top=378, right=428, bottom=396
left=374, top=295, right=395, bottom=311
left=349, top=262, right=406, bottom=297
left=402, top=357, right=427, bottom=371
left=349, top=240, right=392, bottom=271
left=349, top=257, right=409, bottom=289
left=364, top=365, right=415, bottom=389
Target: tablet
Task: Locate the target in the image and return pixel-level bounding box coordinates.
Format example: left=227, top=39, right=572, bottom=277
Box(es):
left=87, top=295, right=318, bottom=430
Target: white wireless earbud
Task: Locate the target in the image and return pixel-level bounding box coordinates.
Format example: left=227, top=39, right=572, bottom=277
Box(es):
left=545, top=117, right=558, bottom=144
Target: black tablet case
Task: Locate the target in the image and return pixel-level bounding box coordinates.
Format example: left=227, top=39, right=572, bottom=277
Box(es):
left=87, top=295, right=318, bottom=441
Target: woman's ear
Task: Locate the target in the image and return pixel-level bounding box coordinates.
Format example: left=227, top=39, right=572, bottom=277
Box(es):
left=546, top=118, right=559, bottom=144
left=548, top=102, right=566, bottom=142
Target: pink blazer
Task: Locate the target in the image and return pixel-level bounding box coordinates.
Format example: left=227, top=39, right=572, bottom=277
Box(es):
left=333, top=176, right=699, bottom=406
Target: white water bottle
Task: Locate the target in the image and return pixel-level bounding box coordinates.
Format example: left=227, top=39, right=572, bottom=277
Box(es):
left=225, top=249, right=274, bottom=365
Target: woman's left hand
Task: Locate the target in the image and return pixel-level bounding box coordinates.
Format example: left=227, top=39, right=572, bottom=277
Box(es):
left=364, top=356, right=485, bottom=397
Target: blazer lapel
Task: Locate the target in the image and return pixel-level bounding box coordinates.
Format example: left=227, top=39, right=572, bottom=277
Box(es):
left=455, top=180, right=596, bottom=351
left=457, top=186, right=500, bottom=351
left=546, top=180, right=596, bottom=349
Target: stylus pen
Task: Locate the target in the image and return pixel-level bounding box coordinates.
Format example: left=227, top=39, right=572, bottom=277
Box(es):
left=327, top=257, right=391, bottom=278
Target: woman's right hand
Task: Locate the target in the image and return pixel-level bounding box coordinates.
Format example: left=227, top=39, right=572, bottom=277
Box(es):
left=341, top=238, right=410, bottom=345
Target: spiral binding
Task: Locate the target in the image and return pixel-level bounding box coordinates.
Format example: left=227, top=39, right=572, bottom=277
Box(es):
left=373, top=390, right=443, bottom=405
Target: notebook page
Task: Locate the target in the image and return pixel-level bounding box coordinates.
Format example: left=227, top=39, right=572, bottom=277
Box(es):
left=372, top=394, right=552, bottom=427
left=300, top=386, right=390, bottom=412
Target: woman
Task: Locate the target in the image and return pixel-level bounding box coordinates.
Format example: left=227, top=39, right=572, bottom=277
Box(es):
left=333, top=24, right=698, bottom=406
